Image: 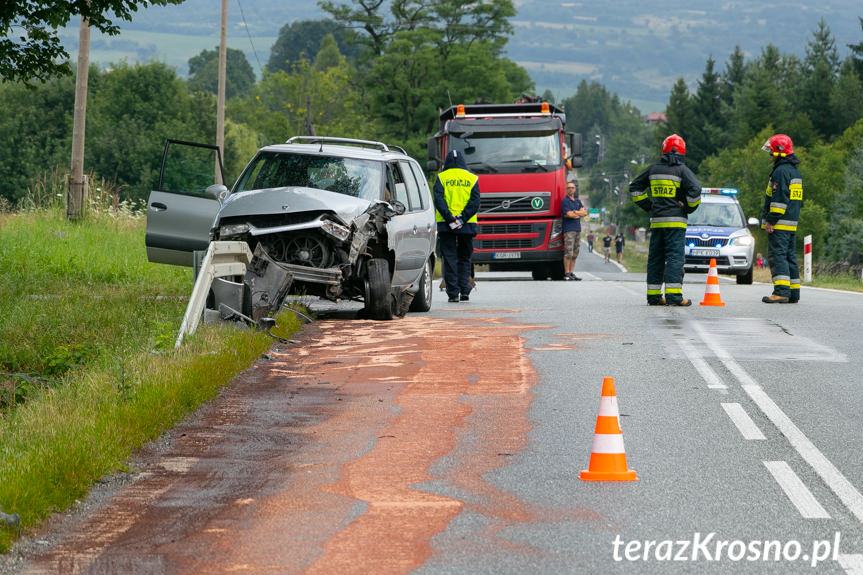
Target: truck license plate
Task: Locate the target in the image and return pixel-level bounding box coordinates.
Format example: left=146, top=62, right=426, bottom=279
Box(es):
left=691, top=248, right=720, bottom=257
left=493, top=252, right=521, bottom=259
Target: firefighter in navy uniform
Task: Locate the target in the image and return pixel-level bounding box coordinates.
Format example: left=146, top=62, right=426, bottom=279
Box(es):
left=760, top=134, right=803, bottom=304
left=434, top=150, right=480, bottom=303
left=629, top=134, right=702, bottom=306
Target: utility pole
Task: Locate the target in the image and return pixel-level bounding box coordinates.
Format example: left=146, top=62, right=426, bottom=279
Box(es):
left=68, top=14, right=90, bottom=220
left=216, top=0, right=227, bottom=184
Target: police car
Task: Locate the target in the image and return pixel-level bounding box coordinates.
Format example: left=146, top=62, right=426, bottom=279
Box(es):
left=684, top=188, right=759, bottom=284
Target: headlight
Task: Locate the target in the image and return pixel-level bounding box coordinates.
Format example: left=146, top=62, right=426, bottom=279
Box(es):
left=731, top=235, right=754, bottom=247
left=550, top=218, right=562, bottom=239
left=219, top=223, right=250, bottom=237
left=320, top=219, right=351, bottom=242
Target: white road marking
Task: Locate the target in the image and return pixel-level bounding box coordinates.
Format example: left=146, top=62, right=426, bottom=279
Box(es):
left=721, top=403, right=766, bottom=440
left=676, top=337, right=727, bottom=389
left=763, top=461, right=830, bottom=519
left=838, top=554, right=863, bottom=574
left=690, top=321, right=863, bottom=523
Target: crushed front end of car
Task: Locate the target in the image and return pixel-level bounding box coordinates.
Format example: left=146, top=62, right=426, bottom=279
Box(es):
left=213, top=187, right=402, bottom=303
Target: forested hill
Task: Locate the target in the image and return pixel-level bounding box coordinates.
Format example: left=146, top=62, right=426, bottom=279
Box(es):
left=58, top=0, right=863, bottom=112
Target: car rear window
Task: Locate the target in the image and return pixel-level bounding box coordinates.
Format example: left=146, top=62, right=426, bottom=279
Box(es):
left=234, top=151, right=384, bottom=202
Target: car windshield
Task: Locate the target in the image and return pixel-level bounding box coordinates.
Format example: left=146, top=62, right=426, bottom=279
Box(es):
left=449, top=131, right=561, bottom=168
left=234, top=151, right=384, bottom=202
left=688, top=200, right=744, bottom=227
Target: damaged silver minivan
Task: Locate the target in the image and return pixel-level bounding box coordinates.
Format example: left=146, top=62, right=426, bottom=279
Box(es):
left=145, top=137, right=437, bottom=320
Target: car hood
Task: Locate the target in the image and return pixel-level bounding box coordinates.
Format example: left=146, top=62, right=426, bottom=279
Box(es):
left=686, top=225, right=746, bottom=238
left=218, top=186, right=371, bottom=224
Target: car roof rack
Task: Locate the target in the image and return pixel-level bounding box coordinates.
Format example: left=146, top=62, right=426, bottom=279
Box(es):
left=285, top=136, right=406, bottom=155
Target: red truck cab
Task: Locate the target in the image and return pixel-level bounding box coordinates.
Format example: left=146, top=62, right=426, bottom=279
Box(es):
left=428, top=101, right=582, bottom=280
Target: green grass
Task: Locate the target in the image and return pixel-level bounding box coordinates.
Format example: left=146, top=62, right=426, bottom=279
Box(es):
left=0, top=209, right=302, bottom=552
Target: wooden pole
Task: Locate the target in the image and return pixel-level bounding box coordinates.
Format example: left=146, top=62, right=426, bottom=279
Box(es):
left=68, top=14, right=90, bottom=220
left=215, top=0, right=227, bottom=185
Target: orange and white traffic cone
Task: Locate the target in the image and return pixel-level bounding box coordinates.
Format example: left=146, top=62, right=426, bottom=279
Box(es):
left=699, top=258, right=725, bottom=306
left=580, top=377, right=637, bottom=481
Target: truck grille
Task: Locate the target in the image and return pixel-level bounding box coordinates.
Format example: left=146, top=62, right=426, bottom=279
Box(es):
left=478, top=238, right=536, bottom=250
left=479, top=192, right=551, bottom=215
left=480, top=223, right=535, bottom=234
left=686, top=236, right=729, bottom=248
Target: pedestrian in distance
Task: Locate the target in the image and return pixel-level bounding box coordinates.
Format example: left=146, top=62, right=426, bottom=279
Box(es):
left=602, top=231, right=612, bottom=263
left=586, top=230, right=595, bottom=253
left=760, top=134, right=803, bottom=304
left=756, top=252, right=764, bottom=269
left=629, top=134, right=702, bottom=306
left=562, top=180, right=588, bottom=280
left=614, top=233, right=625, bottom=264
left=433, top=150, right=481, bottom=303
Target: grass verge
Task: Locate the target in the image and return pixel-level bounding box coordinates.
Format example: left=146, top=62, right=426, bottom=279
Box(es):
left=0, top=210, right=302, bottom=552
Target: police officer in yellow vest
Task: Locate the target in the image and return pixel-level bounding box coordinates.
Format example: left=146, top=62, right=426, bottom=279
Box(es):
left=434, top=150, right=481, bottom=303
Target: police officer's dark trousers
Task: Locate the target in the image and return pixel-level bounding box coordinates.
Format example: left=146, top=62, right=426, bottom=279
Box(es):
left=646, top=227, right=686, bottom=305
left=440, top=232, right=474, bottom=299
left=767, top=229, right=799, bottom=300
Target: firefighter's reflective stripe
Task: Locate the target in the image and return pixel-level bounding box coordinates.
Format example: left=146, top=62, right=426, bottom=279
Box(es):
left=435, top=168, right=478, bottom=223
left=631, top=188, right=649, bottom=202
left=770, top=201, right=787, bottom=214
left=649, top=216, right=688, bottom=229
left=665, top=283, right=683, bottom=295
left=649, top=175, right=681, bottom=199
left=687, top=195, right=701, bottom=209
left=789, top=179, right=803, bottom=200
left=772, top=274, right=791, bottom=287
left=774, top=219, right=798, bottom=231
left=790, top=278, right=801, bottom=289
left=647, top=284, right=663, bottom=296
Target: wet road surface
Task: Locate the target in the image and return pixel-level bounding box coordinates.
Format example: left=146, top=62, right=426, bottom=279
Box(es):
left=23, top=312, right=585, bottom=574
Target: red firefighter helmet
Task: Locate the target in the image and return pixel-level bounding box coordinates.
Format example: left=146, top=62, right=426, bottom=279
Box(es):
left=661, top=134, right=686, bottom=155
left=761, top=134, right=794, bottom=157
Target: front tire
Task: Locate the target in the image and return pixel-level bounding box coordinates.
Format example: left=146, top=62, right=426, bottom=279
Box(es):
left=736, top=266, right=753, bottom=285
left=365, top=258, right=396, bottom=320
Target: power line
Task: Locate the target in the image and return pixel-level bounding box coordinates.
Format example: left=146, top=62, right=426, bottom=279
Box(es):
left=234, top=0, right=264, bottom=76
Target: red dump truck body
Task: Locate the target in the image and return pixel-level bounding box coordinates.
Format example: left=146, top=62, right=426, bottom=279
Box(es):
left=428, top=102, right=582, bottom=280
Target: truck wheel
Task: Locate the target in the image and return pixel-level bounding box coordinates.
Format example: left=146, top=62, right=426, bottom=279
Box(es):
left=549, top=261, right=566, bottom=281
left=409, top=258, right=433, bottom=312
left=531, top=265, right=548, bottom=280
left=365, top=258, right=396, bottom=320
left=736, top=266, right=754, bottom=285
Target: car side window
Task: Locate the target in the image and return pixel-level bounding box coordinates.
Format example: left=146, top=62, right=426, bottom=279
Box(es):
left=399, top=161, right=423, bottom=212
left=388, top=162, right=410, bottom=207
left=408, top=162, right=431, bottom=210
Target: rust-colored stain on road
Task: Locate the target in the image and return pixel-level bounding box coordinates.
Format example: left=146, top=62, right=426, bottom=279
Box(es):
left=24, top=314, right=600, bottom=574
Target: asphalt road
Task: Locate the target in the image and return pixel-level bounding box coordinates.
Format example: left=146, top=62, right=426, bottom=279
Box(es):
left=13, top=246, right=863, bottom=575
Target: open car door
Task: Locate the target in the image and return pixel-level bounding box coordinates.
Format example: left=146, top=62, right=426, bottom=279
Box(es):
left=145, top=140, right=225, bottom=267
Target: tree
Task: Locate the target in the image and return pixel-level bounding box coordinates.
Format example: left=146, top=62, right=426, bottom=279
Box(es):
left=689, top=56, right=725, bottom=170
left=830, top=61, right=863, bottom=135
left=662, top=77, right=696, bottom=150
left=188, top=47, right=255, bottom=99
left=0, top=0, right=182, bottom=84
left=267, top=19, right=359, bottom=74
left=801, top=19, right=840, bottom=138
left=847, top=17, right=863, bottom=78
left=86, top=62, right=213, bottom=204
left=315, top=34, right=343, bottom=71
left=0, top=73, right=75, bottom=204
left=228, top=56, right=370, bottom=149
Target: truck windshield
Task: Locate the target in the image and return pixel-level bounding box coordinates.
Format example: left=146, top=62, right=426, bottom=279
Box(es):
left=234, top=151, right=383, bottom=202
left=450, top=131, right=561, bottom=170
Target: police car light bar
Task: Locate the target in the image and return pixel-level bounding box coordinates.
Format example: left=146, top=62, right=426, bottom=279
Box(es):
left=702, top=187, right=738, bottom=195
